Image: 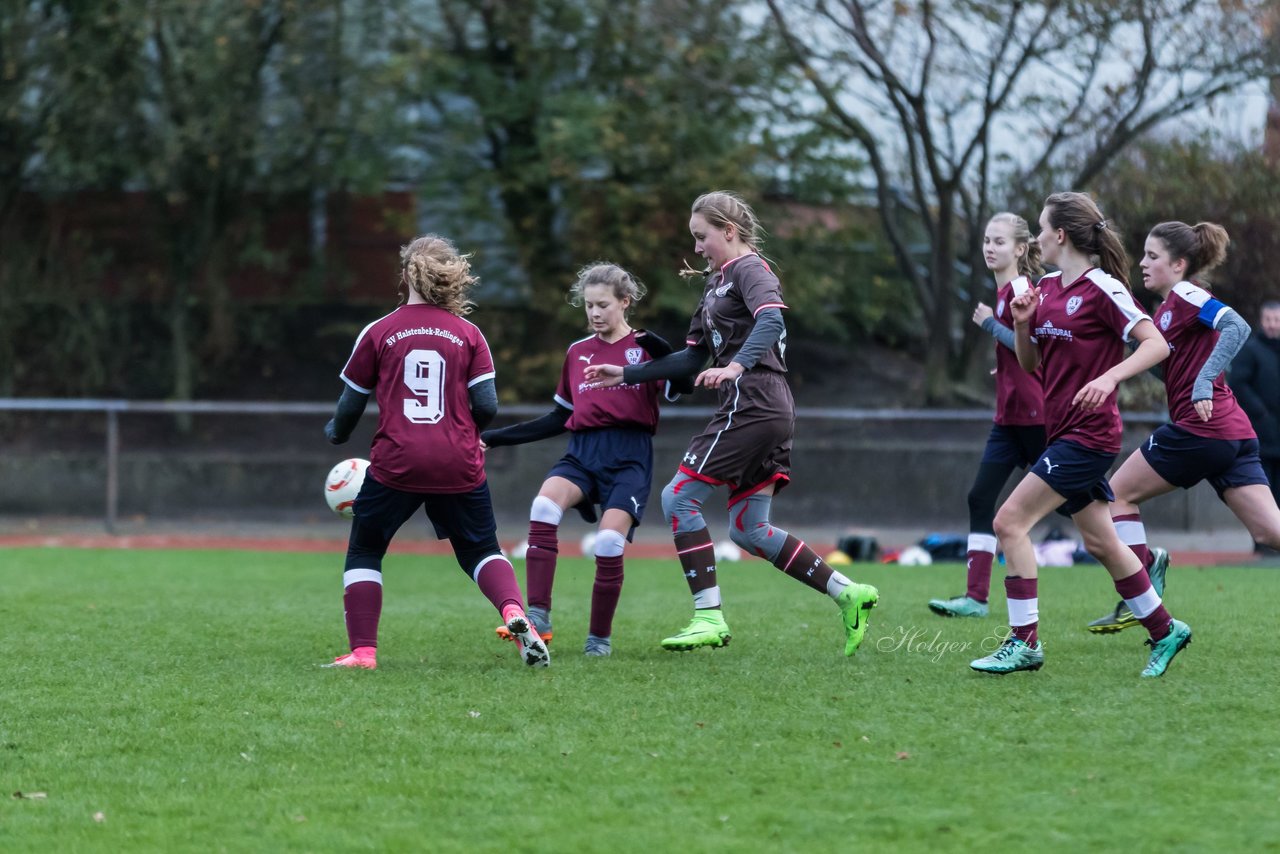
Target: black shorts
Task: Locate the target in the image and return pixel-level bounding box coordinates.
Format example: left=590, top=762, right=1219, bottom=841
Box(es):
left=346, top=473, right=499, bottom=571
left=679, top=370, right=793, bottom=504
left=1140, top=423, right=1269, bottom=499
left=1029, top=439, right=1116, bottom=517
left=981, top=423, right=1046, bottom=468
left=547, top=427, right=654, bottom=525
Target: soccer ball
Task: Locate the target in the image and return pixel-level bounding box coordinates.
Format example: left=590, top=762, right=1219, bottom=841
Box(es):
left=324, top=458, right=369, bottom=518
left=714, top=540, right=743, bottom=562
left=897, top=545, right=933, bottom=566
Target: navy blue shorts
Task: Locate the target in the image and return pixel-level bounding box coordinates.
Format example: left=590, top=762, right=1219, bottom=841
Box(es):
left=346, top=473, right=499, bottom=574
left=1029, top=439, right=1116, bottom=517
left=548, top=427, right=654, bottom=526
left=981, top=423, right=1046, bottom=468
left=1140, top=423, right=1270, bottom=499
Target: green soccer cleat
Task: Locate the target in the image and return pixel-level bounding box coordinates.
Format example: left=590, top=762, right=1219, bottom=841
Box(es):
left=1087, top=601, right=1139, bottom=634
left=970, top=637, right=1044, bottom=674
left=836, top=583, right=880, bottom=656
left=661, top=610, right=732, bottom=651
left=1141, top=619, right=1192, bottom=678
left=1147, top=547, right=1169, bottom=598
left=927, top=595, right=989, bottom=618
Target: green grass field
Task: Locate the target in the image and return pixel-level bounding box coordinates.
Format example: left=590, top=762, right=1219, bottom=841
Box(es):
left=1, top=547, right=1276, bottom=852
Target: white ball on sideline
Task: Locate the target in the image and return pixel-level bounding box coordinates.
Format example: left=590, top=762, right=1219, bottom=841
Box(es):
left=580, top=531, right=597, bottom=557
left=897, top=545, right=933, bottom=566
left=510, top=539, right=529, bottom=560
left=324, top=458, right=369, bottom=519
left=714, top=540, right=743, bottom=562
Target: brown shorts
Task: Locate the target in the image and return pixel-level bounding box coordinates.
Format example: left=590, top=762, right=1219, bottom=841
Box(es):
left=678, top=370, right=794, bottom=504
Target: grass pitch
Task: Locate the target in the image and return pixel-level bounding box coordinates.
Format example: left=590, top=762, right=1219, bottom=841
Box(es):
left=1, top=547, right=1276, bottom=852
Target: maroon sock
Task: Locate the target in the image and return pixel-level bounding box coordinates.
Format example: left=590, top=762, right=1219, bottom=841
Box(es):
left=965, top=550, right=994, bottom=603
left=674, top=529, right=717, bottom=598
left=774, top=534, right=834, bottom=594
left=344, top=581, right=383, bottom=650
left=1114, top=569, right=1171, bottom=641
left=474, top=555, right=524, bottom=616
left=525, top=520, right=558, bottom=611
left=1113, top=513, right=1152, bottom=569
left=588, top=555, right=625, bottom=638
left=1005, top=575, right=1038, bottom=645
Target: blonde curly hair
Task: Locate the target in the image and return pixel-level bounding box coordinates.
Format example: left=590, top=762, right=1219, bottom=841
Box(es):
left=398, top=234, right=478, bottom=316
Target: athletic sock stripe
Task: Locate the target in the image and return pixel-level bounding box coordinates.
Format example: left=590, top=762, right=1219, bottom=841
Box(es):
left=343, top=568, right=382, bottom=587
left=1007, top=597, right=1038, bottom=627
left=967, top=533, right=998, bottom=554
left=1124, top=588, right=1162, bottom=619
left=781, top=541, right=805, bottom=572
left=1113, top=519, right=1147, bottom=546
left=677, top=542, right=715, bottom=555
left=471, top=553, right=510, bottom=583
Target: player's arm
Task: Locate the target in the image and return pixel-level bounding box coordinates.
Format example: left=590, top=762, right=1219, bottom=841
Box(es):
left=619, top=342, right=709, bottom=385
left=469, top=378, right=498, bottom=431
left=635, top=329, right=694, bottom=395
left=980, top=316, right=1017, bottom=352
left=325, top=385, right=369, bottom=445
left=480, top=404, right=572, bottom=448
left=1194, top=306, right=1250, bottom=401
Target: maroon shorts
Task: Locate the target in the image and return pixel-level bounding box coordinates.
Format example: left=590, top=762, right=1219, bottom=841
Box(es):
left=678, top=370, right=794, bottom=504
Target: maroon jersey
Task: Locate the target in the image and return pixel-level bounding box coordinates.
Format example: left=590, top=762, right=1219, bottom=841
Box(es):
left=555, top=330, right=662, bottom=433
left=993, top=275, right=1045, bottom=426
left=1152, top=281, right=1255, bottom=440
left=1030, top=268, right=1148, bottom=453
left=340, top=304, right=495, bottom=493
left=685, top=254, right=788, bottom=372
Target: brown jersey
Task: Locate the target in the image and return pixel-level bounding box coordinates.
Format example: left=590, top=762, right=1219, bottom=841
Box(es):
left=685, top=254, right=788, bottom=373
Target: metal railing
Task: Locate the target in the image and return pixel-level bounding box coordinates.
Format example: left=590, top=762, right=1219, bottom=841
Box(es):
left=0, top=398, right=1169, bottom=533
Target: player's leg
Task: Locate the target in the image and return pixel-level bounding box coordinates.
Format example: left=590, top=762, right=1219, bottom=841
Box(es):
left=584, top=510, right=632, bottom=657
left=1087, top=443, right=1180, bottom=632
left=970, top=467, right=1064, bottom=674
left=430, top=484, right=549, bottom=667
left=494, top=475, right=584, bottom=644
left=324, top=475, right=420, bottom=669
left=1074, top=498, right=1190, bottom=677
left=659, top=469, right=729, bottom=651
left=726, top=484, right=878, bottom=656
left=1222, top=484, right=1280, bottom=551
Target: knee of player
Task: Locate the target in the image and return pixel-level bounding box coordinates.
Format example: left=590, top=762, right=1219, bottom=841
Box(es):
left=530, top=494, right=564, bottom=526
left=991, top=508, right=1028, bottom=542
left=594, top=528, right=627, bottom=558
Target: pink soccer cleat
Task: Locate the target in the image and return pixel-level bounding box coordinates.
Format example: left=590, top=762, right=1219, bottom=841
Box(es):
left=322, top=646, right=377, bottom=670
left=502, top=608, right=551, bottom=668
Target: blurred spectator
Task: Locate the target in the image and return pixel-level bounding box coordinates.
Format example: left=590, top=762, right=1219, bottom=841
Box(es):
left=1230, top=300, right=1280, bottom=553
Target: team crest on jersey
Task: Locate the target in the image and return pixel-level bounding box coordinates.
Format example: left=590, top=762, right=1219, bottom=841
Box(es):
left=1159, top=310, right=1172, bottom=330
left=711, top=328, right=723, bottom=350
left=996, top=298, right=1006, bottom=316
left=625, top=347, right=643, bottom=365
left=714, top=282, right=733, bottom=298
left=1066, top=296, right=1083, bottom=315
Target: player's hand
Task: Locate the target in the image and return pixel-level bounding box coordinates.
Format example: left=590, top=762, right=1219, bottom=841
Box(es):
left=1072, top=374, right=1117, bottom=410
left=972, top=303, right=994, bottom=326
left=478, top=440, right=489, bottom=453
left=324, top=419, right=346, bottom=445
left=584, top=363, right=625, bottom=388
left=695, top=362, right=745, bottom=389
left=1009, top=287, right=1039, bottom=325
left=1193, top=398, right=1214, bottom=422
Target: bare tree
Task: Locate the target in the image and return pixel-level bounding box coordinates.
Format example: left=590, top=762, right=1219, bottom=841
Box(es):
left=765, top=0, right=1280, bottom=402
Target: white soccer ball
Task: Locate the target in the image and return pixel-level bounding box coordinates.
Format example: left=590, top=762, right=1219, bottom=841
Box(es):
left=897, top=545, right=933, bottom=566
left=580, top=531, right=598, bottom=557
left=324, top=458, right=369, bottom=519
left=714, top=540, right=743, bottom=562
left=510, top=539, right=529, bottom=560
